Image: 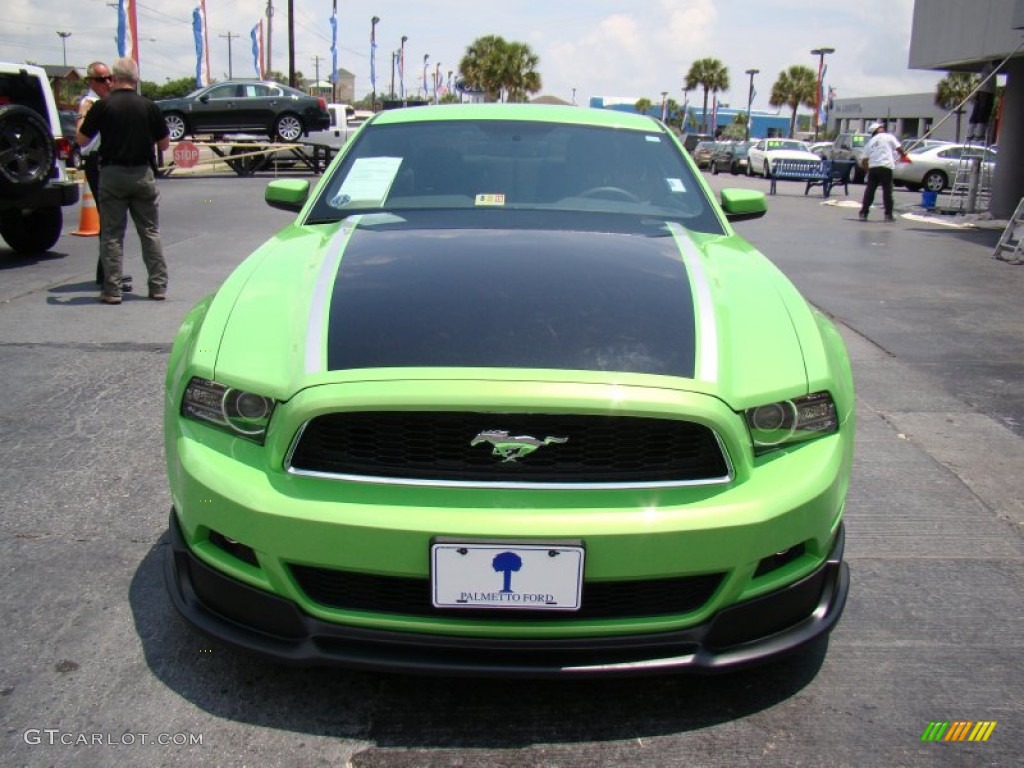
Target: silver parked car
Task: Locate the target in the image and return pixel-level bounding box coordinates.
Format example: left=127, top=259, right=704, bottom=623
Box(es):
left=893, top=143, right=997, bottom=192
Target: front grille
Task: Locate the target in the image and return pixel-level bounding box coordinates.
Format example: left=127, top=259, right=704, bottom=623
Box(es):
left=290, top=564, right=725, bottom=620
left=287, top=411, right=730, bottom=485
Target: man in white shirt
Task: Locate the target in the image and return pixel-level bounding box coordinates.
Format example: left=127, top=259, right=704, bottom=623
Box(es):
left=858, top=122, right=910, bottom=222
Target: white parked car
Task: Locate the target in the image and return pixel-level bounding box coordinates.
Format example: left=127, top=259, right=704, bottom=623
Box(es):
left=893, top=143, right=997, bottom=192
left=746, top=138, right=822, bottom=177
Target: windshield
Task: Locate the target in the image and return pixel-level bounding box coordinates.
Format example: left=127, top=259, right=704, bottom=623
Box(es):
left=306, top=119, right=722, bottom=233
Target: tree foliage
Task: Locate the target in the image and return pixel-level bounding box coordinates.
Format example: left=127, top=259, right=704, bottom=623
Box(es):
left=459, top=35, right=542, bottom=102
left=684, top=58, right=730, bottom=133
left=935, top=71, right=978, bottom=141
left=140, top=77, right=201, bottom=100
left=769, top=65, right=817, bottom=138
left=635, top=97, right=653, bottom=115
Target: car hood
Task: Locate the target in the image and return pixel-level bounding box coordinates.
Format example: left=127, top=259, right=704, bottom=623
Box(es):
left=207, top=214, right=816, bottom=408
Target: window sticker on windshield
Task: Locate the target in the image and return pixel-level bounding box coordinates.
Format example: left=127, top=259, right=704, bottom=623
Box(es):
left=329, top=156, right=403, bottom=208
left=475, top=193, right=506, bottom=206
left=666, top=178, right=686, bottom=193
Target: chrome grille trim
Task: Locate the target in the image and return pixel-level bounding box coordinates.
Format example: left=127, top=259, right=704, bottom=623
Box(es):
left=283, top=414, right=735, bottom=490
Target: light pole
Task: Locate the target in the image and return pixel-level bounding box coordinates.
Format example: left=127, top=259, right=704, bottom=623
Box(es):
left=660, top=90, right=668, bottom=121
left=744, top=68, right=759, bottom=141
left=810, top=47, right=835, bottom=140
left=57, top=31, right=71, bottom=67
left=422, top=53, right=429, bottom=100
left=399, top=35, right=407, bottom=102
left=571, top=87, right=576, bottom=105
left=434, top=62, right=441, bottom=104
left=370, top=16, right=379, bottom=110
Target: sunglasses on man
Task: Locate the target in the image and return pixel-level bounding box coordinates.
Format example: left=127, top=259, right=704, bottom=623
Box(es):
left=89, top=75, right=113, bottom=83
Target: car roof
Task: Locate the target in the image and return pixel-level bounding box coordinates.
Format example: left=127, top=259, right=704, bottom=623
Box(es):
left=368, top=103, right=667, bottom=132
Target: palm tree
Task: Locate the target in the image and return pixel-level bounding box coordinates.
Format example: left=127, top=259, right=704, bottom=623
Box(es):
left=635, top=97, right=653, bottom=116
left=935, top=71, right=977, bottom=142
left=502, top=42, right=541, bottom=102
left=459, top=36, right=541, bottom=102
left=769, top=65, right=817, bottom=138
left=684, top=58, right=730, bottom=133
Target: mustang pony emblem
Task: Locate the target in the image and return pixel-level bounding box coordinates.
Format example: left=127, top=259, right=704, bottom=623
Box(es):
left=470, top=430, right=569, bottom=463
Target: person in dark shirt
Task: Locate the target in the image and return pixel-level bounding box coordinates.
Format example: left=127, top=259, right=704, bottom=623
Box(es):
left=77, top=57, right=171, bottom=304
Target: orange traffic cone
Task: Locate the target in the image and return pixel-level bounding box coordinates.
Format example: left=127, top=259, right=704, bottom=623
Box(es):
left=72, top=182, right=99, bottom=237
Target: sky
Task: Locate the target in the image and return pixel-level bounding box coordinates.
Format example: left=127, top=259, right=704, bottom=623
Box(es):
left=3, top=0, right=943, bottom=109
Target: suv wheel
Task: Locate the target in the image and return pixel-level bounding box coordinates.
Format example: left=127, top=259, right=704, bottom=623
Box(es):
left=0, top=206, right=63, bottom=253
left=0, top=104, right=55, bottom=198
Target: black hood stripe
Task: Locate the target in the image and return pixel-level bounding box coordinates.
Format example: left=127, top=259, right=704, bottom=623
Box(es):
left=325, top=217, right=697, bottom=377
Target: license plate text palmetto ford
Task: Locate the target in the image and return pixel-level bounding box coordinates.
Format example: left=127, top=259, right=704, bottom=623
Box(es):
left=431, top=542, right=584, bottom=610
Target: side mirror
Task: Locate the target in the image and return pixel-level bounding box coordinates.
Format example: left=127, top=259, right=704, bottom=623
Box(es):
left=199, top=94, right=209, bottom=104
left=265, top=179, right=310, bottom=212
left=720, top=188, right=767, bottom=222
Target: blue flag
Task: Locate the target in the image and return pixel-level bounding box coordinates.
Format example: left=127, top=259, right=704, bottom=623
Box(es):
left=192, top=7, right=204, bottom=87
left=330, top=3, right=337, bottom=85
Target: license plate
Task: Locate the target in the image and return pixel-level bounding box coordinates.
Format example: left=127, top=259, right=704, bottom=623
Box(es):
left=431, top=542, right=584, bottom=610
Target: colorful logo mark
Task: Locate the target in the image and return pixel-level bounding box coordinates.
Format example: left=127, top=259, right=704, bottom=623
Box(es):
left=921, top=721, right=997, bottom=742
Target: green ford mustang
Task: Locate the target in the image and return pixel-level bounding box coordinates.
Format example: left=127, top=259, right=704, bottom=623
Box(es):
left=164, top=103, right=854, bottom=676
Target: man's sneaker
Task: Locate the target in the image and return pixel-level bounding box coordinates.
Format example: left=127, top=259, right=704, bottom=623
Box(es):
left=121, top=275, right=133, bottom=292
left=884, top=214, right=895, bottom=222
left=99, top=294, right=122, bottom=305
left=858, top=212, right=868, bottom=221
left=148, top=291, right=166, bottom=301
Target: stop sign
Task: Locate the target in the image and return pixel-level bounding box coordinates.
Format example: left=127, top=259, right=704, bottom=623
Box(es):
left=172, top=140, right=200, bottom=169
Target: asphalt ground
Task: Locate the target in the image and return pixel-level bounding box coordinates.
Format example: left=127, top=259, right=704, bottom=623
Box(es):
left=0, top=169, right=1021, bottom=767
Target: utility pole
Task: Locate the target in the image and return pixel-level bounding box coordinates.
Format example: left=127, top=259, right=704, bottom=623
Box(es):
left=287, top=0, right=296, bottom=88
left=220, top=32, right=239, bottom=79
left=265, top=0, right=274, bottom=76
left=311, top=55, right=321, bottom=89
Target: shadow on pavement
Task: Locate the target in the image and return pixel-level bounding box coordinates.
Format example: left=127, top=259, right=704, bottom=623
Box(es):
left=130, top=536, right=829, bottom=749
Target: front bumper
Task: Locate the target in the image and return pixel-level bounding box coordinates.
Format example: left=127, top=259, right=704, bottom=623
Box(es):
left=164, top=510, right=848, bottom=677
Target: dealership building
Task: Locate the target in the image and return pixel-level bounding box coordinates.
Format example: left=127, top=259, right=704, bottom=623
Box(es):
left=904, top=0, right=1021, bottom=217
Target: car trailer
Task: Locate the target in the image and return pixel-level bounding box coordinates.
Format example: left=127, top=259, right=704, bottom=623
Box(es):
left=158, top=138, right=340, bottom=178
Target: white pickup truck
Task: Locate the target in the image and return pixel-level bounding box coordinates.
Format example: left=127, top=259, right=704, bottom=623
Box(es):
left=302, top=103, right=370, bottom=149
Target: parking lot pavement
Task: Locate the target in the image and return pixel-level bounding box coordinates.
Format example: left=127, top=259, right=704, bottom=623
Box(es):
left=0, top=173, right=1020, bottom=767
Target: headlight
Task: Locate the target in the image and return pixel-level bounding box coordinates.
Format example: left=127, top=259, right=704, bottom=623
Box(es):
left=745, top=391, right=838, bottom=453
left=181, top=377, right=275, bottom=443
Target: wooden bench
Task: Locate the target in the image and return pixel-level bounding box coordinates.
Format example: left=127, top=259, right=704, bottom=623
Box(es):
left=804, top=159, right=854, bottom=198
left=768, top=159, right=826, bottom=195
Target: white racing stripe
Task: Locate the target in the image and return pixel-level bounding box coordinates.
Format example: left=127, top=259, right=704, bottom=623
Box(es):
left=305, top=217, right=360, bottom=374
left=668, top=222, right=718, bottom=383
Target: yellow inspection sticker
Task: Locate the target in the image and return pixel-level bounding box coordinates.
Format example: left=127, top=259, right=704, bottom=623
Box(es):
left=475, top=193, right=506, bottom=206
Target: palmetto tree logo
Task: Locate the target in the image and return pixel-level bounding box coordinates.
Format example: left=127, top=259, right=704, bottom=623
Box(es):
left=492, top=551, right=522, bottom=592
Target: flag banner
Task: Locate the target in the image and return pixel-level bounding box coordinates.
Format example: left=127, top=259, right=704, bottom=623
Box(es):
left=198, top=0, right=210, bottom=85
left=370, top=38, right=377, bottom=93
left=399, top=49, right=405, bottom=99
left=117, top=0, right=138, bottom=63
left=197, top=1, right=211, bottom=86
left=192, top=7, right=204, bottom=87
left=250, top=20, right=264, bottom=80
left=330, top=2, right=338, bottom=84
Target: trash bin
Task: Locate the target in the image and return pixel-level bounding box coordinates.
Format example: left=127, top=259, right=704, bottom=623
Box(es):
left=921, top=190, right=938, bottom=209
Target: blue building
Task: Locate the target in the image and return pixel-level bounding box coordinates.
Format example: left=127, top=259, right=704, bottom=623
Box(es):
left=588, top=97, right=792, bottom=139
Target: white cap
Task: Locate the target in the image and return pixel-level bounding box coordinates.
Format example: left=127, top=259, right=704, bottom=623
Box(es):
left=867, top=122, right=885, bottom=134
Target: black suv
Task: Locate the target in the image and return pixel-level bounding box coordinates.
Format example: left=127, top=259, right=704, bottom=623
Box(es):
left=0, top=62, right=80, bottom=253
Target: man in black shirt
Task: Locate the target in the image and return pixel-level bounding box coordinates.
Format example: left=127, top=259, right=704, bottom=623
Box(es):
left=77, top=57, right=171, bottom=304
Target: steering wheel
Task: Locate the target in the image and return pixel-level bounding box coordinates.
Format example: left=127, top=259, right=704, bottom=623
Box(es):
left=576, top=186, right=643, bottom=203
